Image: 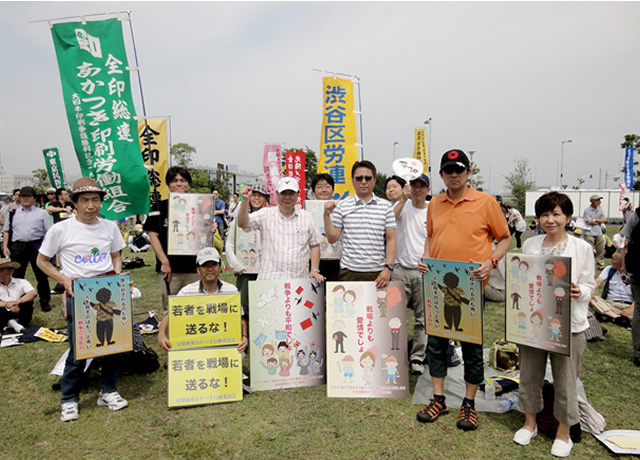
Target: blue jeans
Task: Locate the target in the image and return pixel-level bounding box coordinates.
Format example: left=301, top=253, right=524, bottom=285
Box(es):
left=61, top=295, right=122, bottom=403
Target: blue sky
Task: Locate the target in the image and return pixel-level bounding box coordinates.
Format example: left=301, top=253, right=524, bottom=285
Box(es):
left=1, top=1, right=639, bottom=195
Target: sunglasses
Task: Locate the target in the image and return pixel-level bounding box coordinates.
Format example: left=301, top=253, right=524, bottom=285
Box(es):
left=354, top=175, right=374, bottom=183
left=441, top=165, right=467, bottom=175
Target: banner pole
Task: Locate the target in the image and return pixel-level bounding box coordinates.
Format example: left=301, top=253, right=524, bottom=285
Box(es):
left=123, top=12, right=162, bottom=230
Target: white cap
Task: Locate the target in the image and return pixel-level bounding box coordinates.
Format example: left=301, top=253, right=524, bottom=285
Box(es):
left=276, top=177, right=299, bottom=193
left=196, top=247, right=221, bottom=266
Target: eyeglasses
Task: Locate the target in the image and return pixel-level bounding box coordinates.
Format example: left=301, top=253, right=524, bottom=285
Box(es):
left=354, top=175, right=374, bottom=183
left=441, top=165, right=467, bottom=175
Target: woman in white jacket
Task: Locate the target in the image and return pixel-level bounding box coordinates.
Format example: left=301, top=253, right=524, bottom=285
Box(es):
left=225, top=185, right=270, bottom=316
left=513, top=192, right=595, bottom=458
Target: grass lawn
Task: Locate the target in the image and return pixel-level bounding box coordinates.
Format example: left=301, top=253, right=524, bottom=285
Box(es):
left=1, top=237, right=638, bottom=460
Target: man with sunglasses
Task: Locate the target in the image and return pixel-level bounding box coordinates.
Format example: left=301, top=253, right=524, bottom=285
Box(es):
left=416, top=149, right=511, bottom=431
left=323, top=160, right=396, bottom=288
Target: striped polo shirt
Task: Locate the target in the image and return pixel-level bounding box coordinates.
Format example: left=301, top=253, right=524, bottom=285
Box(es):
left=331, top=194, right=396, bottom=272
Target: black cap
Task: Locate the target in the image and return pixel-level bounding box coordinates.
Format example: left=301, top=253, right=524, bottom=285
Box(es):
left=440, top=149, right=470, bottom=172
left=19, top=186, right=35, bottom=197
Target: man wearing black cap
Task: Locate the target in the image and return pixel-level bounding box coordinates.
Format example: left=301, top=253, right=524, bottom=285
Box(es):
left=2, top=186, right=53, bottom=312
left=392, top=173, right=430, bottom=374
left=417, top=149, right=511, bottom=431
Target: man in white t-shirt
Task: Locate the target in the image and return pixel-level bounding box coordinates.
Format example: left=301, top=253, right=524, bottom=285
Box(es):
left=37, top=177, right=127, bottom=423
left=157, top=247, right=248, bottom=353
left=391, top=174, right=430, bottom=374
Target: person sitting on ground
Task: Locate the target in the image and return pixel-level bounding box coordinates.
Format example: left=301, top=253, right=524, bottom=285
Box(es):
left=590, top=251, right=634, bottom=324
left=0, top=258, right=36, bottom=333
left=158, top=247, right=248, bottom=353
left=484, top=243, right=506, bottom=302
left=127, top=224, right=151, bottom=253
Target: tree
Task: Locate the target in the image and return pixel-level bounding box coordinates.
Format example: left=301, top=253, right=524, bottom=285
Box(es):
left=189, top=169, right=211, bottom=194
left=374, top=172, right=388, bottom=198
left=504, top=158, right=535, bottom=213
left=31, top=168, right=51, bottom=194
left=468, top=160, right=484, bottom=191
left=171, top=142, right=197, bottom=168
left=621, top=134, right=640, bottom=190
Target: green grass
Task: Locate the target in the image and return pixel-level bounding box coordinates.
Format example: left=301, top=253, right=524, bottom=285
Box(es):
left=0, top=240, right=638, bottom=460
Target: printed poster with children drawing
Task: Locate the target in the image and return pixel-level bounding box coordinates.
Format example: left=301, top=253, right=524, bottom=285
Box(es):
left=234, top=226, right=262, bottom=274
left=72, top=275, right=133, bottom=360
left=326, top=281, right=409, bottom=399
left=249, top=279, right=326, bottom=391
left=505, top=253, right=572, bottom=356
left=167, top=192, right=215, bottom=255
left=304, top=200, right=342, bottom=260
left=422, top=259, right=483, bottom=345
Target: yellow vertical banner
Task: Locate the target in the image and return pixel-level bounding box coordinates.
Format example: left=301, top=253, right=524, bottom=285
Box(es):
left=413, top=128, right=428, bottom=174
left=168, top=347, right=243, bottom=407
left=318, top=76, right=357, bottom=200
left=138, top=119, right=170, bottom=210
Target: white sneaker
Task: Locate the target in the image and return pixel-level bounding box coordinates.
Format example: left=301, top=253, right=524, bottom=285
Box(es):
left=7, top=319, right=24, bottom=333
left=513, top=427, right=538, bottom=446
left=411, top=361, right=425, bottom=375
left=551, top=439, right=573, bottom=457
left=60, top=402, right=79, bottom=422
left=97, top=391, right=128, bottom=411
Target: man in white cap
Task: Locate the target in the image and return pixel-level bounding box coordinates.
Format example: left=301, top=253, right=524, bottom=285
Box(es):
left=237, top=177, right=324, bottom=282
left=157, top=247, right=248, bottom=353
left=583, top=194, right=607, bottom=271
left=37, top=177, right=127, bottom=422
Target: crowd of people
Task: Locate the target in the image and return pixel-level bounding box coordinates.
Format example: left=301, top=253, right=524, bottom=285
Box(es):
left=1, top=150, right=638, bottom=459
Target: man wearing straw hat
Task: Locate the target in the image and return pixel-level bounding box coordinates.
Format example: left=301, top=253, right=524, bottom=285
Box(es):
left=0, top=258, right=36, bottom=334
left=37, top=177, right=127, bottom=422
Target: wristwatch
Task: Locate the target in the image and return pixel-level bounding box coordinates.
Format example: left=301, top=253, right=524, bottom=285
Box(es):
left=385, top=264, right=394, bottom=272
left=311, top=268, right=321, bottom=273
left=489, top=257, right=499, bottom=269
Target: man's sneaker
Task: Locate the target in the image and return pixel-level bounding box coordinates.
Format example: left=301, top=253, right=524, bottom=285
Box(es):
left=60, top=402, right=79, bottom=422
left=97, top=391, right=128, bottom=411
left=416, top=398, right=449, bottom=423
left=7, top=319, right=25, bottom=333
left=411, top=361, right=425, bottom=375
left=456, top=400, right=478, bottom=431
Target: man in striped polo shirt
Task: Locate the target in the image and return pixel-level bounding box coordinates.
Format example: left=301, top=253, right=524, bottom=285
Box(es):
left=323, top=160, right=396, bottom=288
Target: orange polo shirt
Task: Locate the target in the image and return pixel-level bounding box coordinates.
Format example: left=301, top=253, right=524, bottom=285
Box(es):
left=427, top=185, right=510, bottom=263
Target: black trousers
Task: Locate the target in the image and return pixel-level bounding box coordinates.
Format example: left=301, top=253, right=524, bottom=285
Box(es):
left=0, top=300, right=34, bottom=329
left=10, top=240, right=50, bottom=308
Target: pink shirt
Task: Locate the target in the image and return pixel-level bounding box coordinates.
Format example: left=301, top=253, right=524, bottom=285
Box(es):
left=248, top=206, right=320, bottom=280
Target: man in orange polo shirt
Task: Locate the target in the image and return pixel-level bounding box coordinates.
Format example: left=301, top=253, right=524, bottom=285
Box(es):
left=416, top=149, right=511, bottom=431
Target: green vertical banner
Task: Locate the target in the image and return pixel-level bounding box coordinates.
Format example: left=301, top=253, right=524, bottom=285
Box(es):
left=51, top=18, right=150, bottom=219
left=42, top=148, right=65, bottom=188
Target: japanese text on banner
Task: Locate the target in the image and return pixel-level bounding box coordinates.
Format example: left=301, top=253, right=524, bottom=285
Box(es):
left=51, top=18, right=150, bottom=219
left=318, top=76, right=357, bottom=200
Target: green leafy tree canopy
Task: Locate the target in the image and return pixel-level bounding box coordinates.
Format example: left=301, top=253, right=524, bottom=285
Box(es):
left=171, top=142, right=197, bottom=168
left=31, top=168, right=51, bottom=194
left=504, top=157, right=535, bottom=213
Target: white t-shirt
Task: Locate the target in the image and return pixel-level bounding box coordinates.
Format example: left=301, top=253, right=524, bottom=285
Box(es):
left=39, top=217, right=125, bottom=279
left=395, top=200, right=428, bottom=269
